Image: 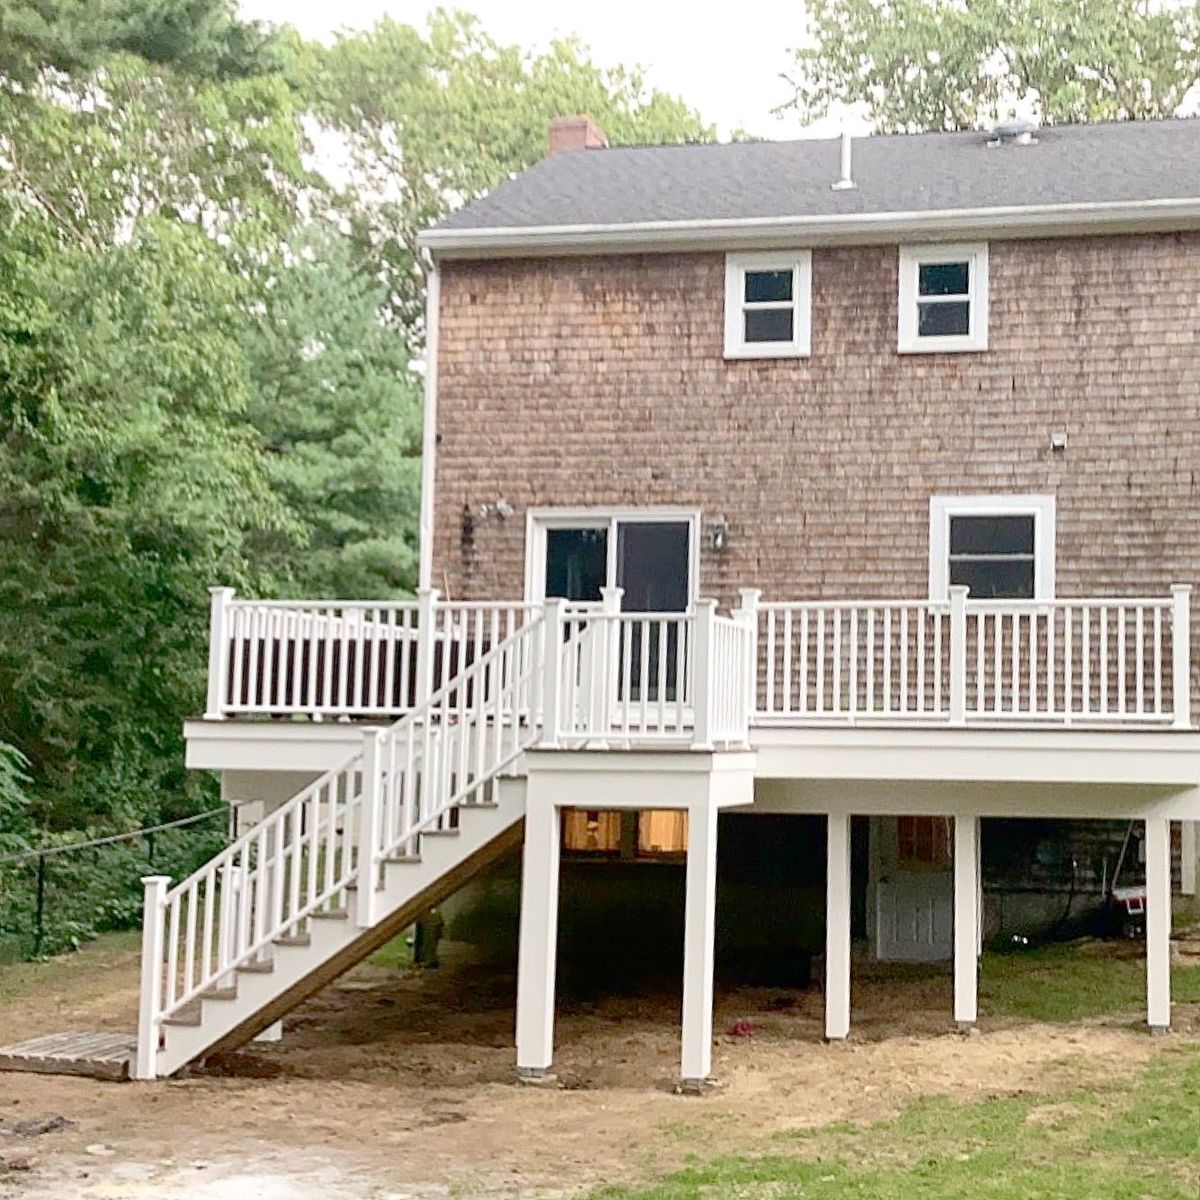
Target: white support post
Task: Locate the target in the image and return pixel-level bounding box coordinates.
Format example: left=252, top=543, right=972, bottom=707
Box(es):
left=204, top=587, right=235, bottom=720
left=135, top=875, right=171, bottom=1081
left=1181, top=820, right=1197, bottom=897
left=356, top=729, right=385, bottom=928
left=515, top=797, right=561, bottom=1079
left=1145, top=815, right=1172, bottom=1032
left=1171, top=584, right=1191, bottom=729
left=734, top=588, right=762, bottom=733
left=949, top=586, right=968, bottom=726
left=414, top=587, right=440, bottom=707
left=680, top=799, right=720, bottom=1090
left=540, top=599, right=564, bottom=747
left=953, top=815, right=980, bottom=1028
left=217, top=862, right=240, bottom=989
left=692, top=599, right=718, bottom=750
left=825, top=813, right=852, bottom=1041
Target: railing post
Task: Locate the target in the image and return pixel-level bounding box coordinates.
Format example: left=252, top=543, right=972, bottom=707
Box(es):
left=734, top=588, right=762, bottom=735
left=540, top=599, right=564, bottom=747
left=949, top=586, right=969, bottom=726
left=1172, top=584, right=1192, bottom=729
left=693, top=599, right=717, bottom=749
left=204, top=587, right=235, bottom=720
left=414, top=587, right=441, bottom=707
left=217, top=862, right=239, bottom=988
left=135, top=874, right=171, bottom=1081
left=357, top=729, right=385, bottom=928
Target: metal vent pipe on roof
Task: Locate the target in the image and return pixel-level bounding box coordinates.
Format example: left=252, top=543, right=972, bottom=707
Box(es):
left=831, top=130, right=856, bottom=190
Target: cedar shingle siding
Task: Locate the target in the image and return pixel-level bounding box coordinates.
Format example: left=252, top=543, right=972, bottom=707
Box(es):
left=433, top=236, right=1200, bottom=649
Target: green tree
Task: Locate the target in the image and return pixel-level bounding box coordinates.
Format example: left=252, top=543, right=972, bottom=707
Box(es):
left=311, top=9, right=714, bottom=338
left=786, top=0, right=1200, bottom=132
left=242, top=228, right=423, bottom=598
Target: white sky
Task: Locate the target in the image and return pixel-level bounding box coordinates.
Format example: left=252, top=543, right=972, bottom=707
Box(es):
left=239, top=0, right=849, bottom=140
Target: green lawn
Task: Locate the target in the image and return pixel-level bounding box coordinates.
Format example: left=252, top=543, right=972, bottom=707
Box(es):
left=592, top=1046, right=1200, bottom=1200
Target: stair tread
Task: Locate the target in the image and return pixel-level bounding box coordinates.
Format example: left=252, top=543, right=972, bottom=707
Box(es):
left=162, top=1012, right=202, bottom=1028
left=312, top=908, right=349, bottom=920
left=200, top=986, right=238, bottom=1002
left=236, top=960, right=275, bottom=974
left=384, top=854, right=422, bottom=865
left=423, top=828, right=460, bottom=837
left=273, top=934, right=311, bottom=948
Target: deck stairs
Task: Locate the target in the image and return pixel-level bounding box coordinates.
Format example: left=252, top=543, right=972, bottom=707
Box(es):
left=137, top=615, right=547, bottom=1079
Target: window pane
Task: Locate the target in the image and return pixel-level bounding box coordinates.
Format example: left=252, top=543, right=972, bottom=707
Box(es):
left=744, top=307, right=794, bottom=343
left=918, top=261, right=969, bottom=296
left=918, top=300, right=970, bottom=337
left=562, top=810, right=622, bottom=853
left=949, top=515, right=1035, bottom=556
left=744, top=268, right=793, bottom=303
left=616, top=522, right=690, bottom=612
left=545, top=527, right=607, bottom=601
left=949, top=559, right=1035, bottom=599
left=637, top=810, right=688, bottom=855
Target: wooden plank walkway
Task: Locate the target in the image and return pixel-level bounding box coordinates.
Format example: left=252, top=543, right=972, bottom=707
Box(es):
left=0, top=1032, right=134, bottom=1082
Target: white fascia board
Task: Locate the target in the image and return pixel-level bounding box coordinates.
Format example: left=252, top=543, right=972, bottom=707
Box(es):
left=419, top=197, right=1200, bottom=259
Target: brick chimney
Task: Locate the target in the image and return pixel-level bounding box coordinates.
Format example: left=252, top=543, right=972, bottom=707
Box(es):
left=548, top=114, right=609, bottom=156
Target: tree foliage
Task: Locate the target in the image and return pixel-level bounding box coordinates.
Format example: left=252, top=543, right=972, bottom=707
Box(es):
left=311, top=10, right=714, bottom=337
left=786, top=0, right=1200, bottom=132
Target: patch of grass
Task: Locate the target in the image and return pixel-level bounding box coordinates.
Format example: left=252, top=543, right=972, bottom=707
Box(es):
left=981, top=942, right=1200, bottom=1022
left=0, top=929, right=140, bottom=1010
left=366, top=932, right=413, bottom=970
left=591, top=1047, right=1200, bottom=1200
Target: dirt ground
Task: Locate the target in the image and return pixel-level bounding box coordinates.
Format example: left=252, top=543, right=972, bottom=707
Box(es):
left=0, top=935, right=1194, bottom=1199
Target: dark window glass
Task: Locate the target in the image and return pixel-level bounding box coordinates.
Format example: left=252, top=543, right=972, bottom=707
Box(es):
left=744, top=307, right=794, bottom=343
left=949, top=515, right=1035, bottom=556
left=918, top=261, right=969, bottom=296
left=948, top=514, right=1036, bottom=599
left=949, top=559, right=1035, bottom=599
left=744, top=269, right=793, bottom=303
left=544, top=527, right=607, bottom=602
left=617, top=522, right=689, bottom=612
left=918, top=300, right=970, bottom=337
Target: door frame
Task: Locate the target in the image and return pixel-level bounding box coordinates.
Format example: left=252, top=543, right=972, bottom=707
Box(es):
left=523, top=506, right=702, bottom=607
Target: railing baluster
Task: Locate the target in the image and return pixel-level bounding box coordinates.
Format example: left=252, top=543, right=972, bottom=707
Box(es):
left=816, top=610, right=826, bottom=714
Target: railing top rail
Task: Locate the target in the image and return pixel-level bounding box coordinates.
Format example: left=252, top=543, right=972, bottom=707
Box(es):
left=438, top=599, right=541, bottom=610
left=758, top=594, right=1177, bottom=611
left=227, top=598, right=420, bottom=610
left=758, top=599, right=950, bottom=612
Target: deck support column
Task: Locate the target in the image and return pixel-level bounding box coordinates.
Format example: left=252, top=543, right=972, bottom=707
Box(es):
left=1146, top=815, right=1172, bottom=1032
left=825, top=813, right=852, bottom=1041
left=954, top=815, right=981, bottom=1029
left=680, top=799, right=719, bottom=1090
left=515, top=796, right=561, bottom=1079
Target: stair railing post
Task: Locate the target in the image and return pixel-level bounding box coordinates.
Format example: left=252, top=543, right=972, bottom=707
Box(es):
left=414, top=587, right=441, bottom=709
left=217, top=862, right=239, bottom=988
left=540, top=599, right=564, bottom=747
left=692, top=599, right=717, bottom=750
left=135, top=874, right=171, bottom=1081
left=204, top=587, right=235, bottom=720
left=949, top=586, right=969, bottom=726
left=357, top=729, right=386, bottom=928
left=734, top=588, right=762, bottom=741
left=1172, top=584, right=1192, bottom=729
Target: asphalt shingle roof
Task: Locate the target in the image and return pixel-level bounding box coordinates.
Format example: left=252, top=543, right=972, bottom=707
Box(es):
left=434, top=120, right=1200, bottom=233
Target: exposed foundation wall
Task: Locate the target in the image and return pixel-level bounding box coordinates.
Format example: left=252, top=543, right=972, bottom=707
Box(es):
left=433, top=236, right=1200, bottom=684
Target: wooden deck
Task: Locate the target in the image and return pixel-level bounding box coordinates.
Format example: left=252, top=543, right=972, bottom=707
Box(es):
left=0, top=1032, right=134, bottom=1082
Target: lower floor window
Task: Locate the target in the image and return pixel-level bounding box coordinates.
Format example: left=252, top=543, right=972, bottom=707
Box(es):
left=562, top=809, right=689, bottom=858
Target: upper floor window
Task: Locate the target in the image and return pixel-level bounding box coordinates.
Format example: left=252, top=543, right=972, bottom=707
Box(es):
left=898, top=243, right=989, bottom=353
left=928, top=495, right=1055, bottom=600
left=724, top=251, right=812, bottom=359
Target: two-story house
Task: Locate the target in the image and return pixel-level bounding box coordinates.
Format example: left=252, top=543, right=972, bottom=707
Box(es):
left=139, top=115, right=1200, bottom=1091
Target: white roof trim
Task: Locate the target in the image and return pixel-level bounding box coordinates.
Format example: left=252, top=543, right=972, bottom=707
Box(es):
left=420, top=196, right=1200, bottom=259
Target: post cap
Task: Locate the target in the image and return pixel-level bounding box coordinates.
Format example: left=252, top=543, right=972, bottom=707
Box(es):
left=208, top=585, right=235, bottom=597
left=141, top=874, right=172, bottom=887
left=1171, top=583, right=1193, bottom=595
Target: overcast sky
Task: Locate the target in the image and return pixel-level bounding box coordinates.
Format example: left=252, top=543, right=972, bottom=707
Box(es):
left=238, top=0, right=847, bottom=140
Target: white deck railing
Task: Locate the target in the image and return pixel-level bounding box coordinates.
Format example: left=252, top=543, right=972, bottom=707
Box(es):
left=204, top=588, right=538, bottom=720
left=754, top=586, right=1191, bottom=728
left=544, top=593, right=755, bottom=748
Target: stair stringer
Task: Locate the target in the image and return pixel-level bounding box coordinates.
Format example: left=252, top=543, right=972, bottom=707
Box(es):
left=156, top=780, right=526, bottom=1076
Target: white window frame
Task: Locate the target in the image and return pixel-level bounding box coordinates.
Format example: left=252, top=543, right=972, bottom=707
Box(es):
left=524, top=507, right=701, bottom=606
left=724, top=250, right=812, bottom=360
left=898, top=243, right=989, bottom=354
left=928, top=495, right=1055, bottom=601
